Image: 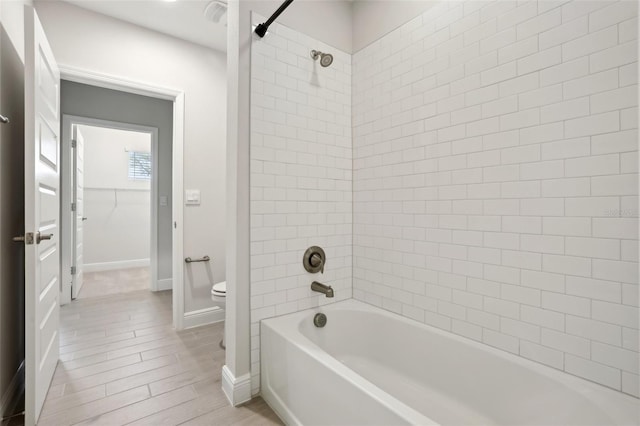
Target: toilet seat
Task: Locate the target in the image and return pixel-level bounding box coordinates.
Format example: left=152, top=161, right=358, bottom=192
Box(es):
left=211, top=281, right=226, bottom=298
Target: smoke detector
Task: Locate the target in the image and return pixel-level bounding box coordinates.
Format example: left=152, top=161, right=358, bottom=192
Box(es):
left=204, top=1, right=227, bottom=25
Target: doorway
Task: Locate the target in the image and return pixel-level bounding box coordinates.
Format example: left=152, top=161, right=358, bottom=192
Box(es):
left=58, top=80, right=180, bottom=314
left=61, top=119, right=158, bottom=300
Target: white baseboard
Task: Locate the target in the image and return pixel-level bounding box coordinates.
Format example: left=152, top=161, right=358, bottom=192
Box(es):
left=182, top=306, right=224, bottom=329
left=156, top=278, right=172, bottom=291
left=1, top=361, right=24, bottom=418
left=83, top=258, right=150, bottom=273
left=222, top=365, right=252, bottom=407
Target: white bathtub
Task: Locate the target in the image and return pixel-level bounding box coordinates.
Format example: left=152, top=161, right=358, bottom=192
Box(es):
left=261, top=299, right=639, bottom=425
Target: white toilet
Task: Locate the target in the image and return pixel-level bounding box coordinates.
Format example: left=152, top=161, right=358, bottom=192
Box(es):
left=211, top=281, right=226, bottom=308
left=211, top=281, right=226, bottom=349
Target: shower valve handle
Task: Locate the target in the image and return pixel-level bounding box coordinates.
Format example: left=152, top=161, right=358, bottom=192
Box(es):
left=310, top=253, right=324, bottom=273
left=303, top=246, right=326, bottom=274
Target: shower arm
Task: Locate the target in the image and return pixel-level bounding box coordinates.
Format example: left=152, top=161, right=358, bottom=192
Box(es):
left=254, top=0, right=294, bottom=37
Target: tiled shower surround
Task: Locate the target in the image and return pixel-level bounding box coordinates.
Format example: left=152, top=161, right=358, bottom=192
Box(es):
left=250, top=1, right=639, bottom=398
left=353, top=1, right=638, bottom=396
left=250, top=14, right=352, bottom=394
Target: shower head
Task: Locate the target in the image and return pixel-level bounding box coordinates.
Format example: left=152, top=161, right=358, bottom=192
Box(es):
left=311, top=50, right=333, bottom=67
left=319, top=53, right=333, bottom=67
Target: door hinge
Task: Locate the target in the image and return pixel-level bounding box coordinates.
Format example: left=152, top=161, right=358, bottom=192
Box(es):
left=71, top=139, right=77, bottom=148
left=71, top=266, right=76, bottom=275
left=71, top=202, right=76, bottom=212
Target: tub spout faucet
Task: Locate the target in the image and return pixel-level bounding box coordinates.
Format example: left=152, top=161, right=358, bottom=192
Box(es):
left=311, top=281, right=334, bottom=298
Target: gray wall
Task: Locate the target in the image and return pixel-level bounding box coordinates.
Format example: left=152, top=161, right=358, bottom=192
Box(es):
left=60, top=81, right=174, bottom=282
left=0, top=1, right=28, bottom=414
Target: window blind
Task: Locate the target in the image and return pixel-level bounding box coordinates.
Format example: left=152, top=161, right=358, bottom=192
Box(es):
left=128, top=151, right=151, bottom=180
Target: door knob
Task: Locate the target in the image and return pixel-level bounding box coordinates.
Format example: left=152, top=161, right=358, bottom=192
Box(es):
left=12, top=233, right=34, bottom=244
left=36, top=232, right=53, bottom=244
left=82, top=217, right=88, bottom=221
left=0, top=114, right=9, bottom=124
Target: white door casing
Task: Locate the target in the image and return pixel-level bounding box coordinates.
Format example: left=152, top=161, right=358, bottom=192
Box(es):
left=24, top=6, right=61, bottom=426
left=60, top=116, right=159, bottom=302
left=56, top=66, right=185, bottom=329
left=72, top=126, right=84, bottom=298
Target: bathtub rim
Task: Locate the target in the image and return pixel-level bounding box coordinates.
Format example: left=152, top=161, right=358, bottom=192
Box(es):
left=260, top=298, right=639, bottom=425
left=260, top=313, right=435, bottom=425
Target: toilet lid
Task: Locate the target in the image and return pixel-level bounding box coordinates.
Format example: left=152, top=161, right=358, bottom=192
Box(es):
left=212, top=281, right=226, bottom=296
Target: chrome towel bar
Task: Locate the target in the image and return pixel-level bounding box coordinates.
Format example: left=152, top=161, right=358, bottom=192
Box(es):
left=185, top=255, right=210, bottom=263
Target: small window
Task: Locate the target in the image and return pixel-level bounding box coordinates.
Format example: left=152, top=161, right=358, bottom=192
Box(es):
left=128, top=151, right=151, bottom=180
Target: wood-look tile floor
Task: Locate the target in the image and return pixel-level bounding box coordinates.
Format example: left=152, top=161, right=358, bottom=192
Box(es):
left=78, top=268, right=151, bottom=299
left=36, top=290, right=282, bottom=426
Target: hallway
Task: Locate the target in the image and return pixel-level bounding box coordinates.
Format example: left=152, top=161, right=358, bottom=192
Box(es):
left=37, top=290, right=280, bottom=425
left=78, top=268, right=151, bottom=300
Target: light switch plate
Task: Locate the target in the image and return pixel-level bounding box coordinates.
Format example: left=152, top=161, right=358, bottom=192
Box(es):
left=185, top=189, right=201, bottom=205
left=160, top=195, right=168, bottom=207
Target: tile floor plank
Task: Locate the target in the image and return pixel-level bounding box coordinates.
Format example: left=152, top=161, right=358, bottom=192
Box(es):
left=140, top=338, right=220, bottom=362
left=61, top=354, right=177, bottom=396
left=56, top=353, right=110, bottom=372
left=106, top=328, right=220, bottom=361
left=127, top=386, right=228, bottom=425
left=69, top=332, right=184, bottom=361
left=105, top=347, right=216, bottom=397
left=40, top=385, right=106, bottom=418
left=59, top=331, right=136, bottom=352
left=51, top=354, right=142, bottom=386
left=148, top=366, right=219, bottom=397
left=75, top=386, right=197, bottom=426
left=39, top=385, right=150, bottom=426
left=105, top=362, right=191, bottom=397
left=60, top=330, right=107, bottom=346
left=180, top=398, right=276, bottom=426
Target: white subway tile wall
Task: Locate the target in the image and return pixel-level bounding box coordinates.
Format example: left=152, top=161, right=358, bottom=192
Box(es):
left=250, top=14, right=352, bottom=394
left=352, top=0, right=638, bottom=396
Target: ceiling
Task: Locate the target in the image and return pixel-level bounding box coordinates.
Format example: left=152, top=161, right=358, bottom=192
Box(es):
left=63, top=0, right=228, bottom=52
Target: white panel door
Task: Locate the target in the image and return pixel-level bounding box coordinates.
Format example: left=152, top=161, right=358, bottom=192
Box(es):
left=24, top=7, right=61, bottom=425
left=72, top=126, right=84, bottom=299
